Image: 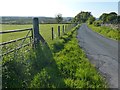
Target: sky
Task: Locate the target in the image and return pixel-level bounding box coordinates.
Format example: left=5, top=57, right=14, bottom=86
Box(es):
left=0, top=0, right=119, bottom=18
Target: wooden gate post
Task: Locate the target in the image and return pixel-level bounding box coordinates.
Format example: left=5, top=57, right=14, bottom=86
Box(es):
left=58, top=26, right=60, bottom=37
left=33, top=17, right=40, bottom=46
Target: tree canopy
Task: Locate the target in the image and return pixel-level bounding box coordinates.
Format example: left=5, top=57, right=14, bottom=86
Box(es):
left=99, top=12, right=117, bottom=24
left=55, top=13, right=63, bottom=23
left=73, top=11, right=93, bottom=23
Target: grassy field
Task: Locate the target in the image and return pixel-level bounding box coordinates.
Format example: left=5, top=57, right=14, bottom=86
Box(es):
left=1, top=24, right=72, bottom=55
left=88, top=24, right=120, bottom=41
left=1, top=24, right=72, bottom=43
left=1, top=24, right=107, bottom=88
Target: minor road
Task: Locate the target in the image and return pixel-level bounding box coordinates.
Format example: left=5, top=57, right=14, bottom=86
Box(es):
left=77, top=24, right=119, bottom=88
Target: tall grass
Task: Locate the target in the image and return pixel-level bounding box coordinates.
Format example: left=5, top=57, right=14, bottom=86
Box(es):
left=88, top=24, right=120, bottom=41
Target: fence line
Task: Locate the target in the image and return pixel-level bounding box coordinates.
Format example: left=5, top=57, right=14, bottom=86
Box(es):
left=1, top=17, right=76, bottom=56
left=0, top=36, right=32, bottom=46
left=0, top=28, right=32, bottom=34
left=0, top=28, right=33, bottom=56
left=51, top=24, right=76, bottom=40
left=0, top=26, right=34, bottom=56
left=2, top=42, right=31, bottom=56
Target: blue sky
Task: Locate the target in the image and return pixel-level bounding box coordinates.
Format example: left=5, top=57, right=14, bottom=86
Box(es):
left=72, top=2, right=118, bottom=18
left=0, top=0, right=119, bottom=18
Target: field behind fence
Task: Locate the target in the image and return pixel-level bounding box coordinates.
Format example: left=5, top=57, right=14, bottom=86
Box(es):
left=1, top=24, right=74, bottom=43
left=0, top=18, right=75, bottom=88
left=0, top=19, right=107, bottom=88
left=0, top=17, right=75, bottom=57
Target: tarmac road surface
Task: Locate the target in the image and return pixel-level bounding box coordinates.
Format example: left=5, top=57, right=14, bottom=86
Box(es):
left=77, top=24, right=119, bottom=88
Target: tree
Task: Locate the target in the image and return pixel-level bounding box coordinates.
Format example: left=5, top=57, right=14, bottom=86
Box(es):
left=99, top=13, right=109, bottom=24
left=99, top=12, right=117, bottom=24
left=55, top=13, right=63, bottom=23
left=106, top=12, right=117, bottom=24
left=73, top=11, right=92, bottom=23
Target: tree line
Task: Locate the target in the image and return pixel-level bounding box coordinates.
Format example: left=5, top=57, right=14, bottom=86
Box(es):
left=71, top=11, right=119, bottom=27
left=1, top=16, right=72, bottom=24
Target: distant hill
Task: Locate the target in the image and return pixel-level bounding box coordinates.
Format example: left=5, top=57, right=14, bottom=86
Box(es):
left=1, top=16, right=73, bottom=24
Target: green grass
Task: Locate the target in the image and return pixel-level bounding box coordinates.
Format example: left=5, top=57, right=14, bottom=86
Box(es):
left=1, top=23, right=75, bottom=88
left=50, top=25, right=107, bottom=88
left=2, top=24, right=107, bottom=88
left=88, top=24, right=120, bottom=41
left=1, top=24, right=32, bottom=42
left=1, top=24, right=72, bottom=55
left=1, top=24, right=72, bottom=43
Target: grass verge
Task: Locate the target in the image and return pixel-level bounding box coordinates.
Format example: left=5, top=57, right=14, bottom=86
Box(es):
left=52, top=25, right=107, bottom=88
left=88, top=24, right=120, bottom=41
